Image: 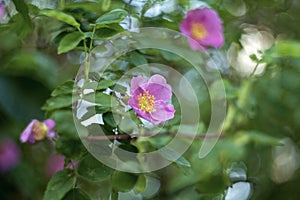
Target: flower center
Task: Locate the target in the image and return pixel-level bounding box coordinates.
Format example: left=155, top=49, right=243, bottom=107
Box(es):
left=191, top=23, right=207, bottom=40
left=137, top=91, right=156, bottom=113
left=32, top=122, right=48, bottom=141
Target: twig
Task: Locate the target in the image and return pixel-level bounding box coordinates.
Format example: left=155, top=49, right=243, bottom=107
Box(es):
left=83, top=132, right=223, bottom=141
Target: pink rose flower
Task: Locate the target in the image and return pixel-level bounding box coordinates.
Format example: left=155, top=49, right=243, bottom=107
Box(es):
left=46, top=154, right=64, bottom=177
left=0, top=139, right=20, bottom=173
left=46, top=154, right=77, bottom=177
left=180, top=8, right=224, bottom=50
left=20, top=119, right=56, bottom=143
left=128, top=75, right=175, bottom=125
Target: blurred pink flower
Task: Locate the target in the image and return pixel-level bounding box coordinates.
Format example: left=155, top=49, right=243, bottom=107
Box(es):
left=20, top=119, right=56, bottom=143
left=46, top=154, right=77, bottom=177
left=46, top=154, right=64, bottom=177
left=128, top=75, right=175, bottom=124
left=180, top=8, right=224, bottom=50
left=0, top=139, right=20, bottom=173
left=0, top=3, right=5, bottom=20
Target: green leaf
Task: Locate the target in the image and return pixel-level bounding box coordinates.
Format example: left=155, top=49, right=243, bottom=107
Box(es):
left=51, top=80, right=74, bottom=96
left=78, top=154, right=113, bottom=182
left=101, top=0, right=111, bottom=11
left=95, top=93, right=119, bottom=107
left=63, top=188, right=90, bottom=200
left=42, top=95, right=73, bottom=111
left=95, top=106, right=111, bottom=114
left=28, top=4, right=40, bottom=15
left=82, top=82, right=98, bottom=90
left=129, top=51, right=148, bottom=67
left=93, top=24, right=125, bottom=39
left=250, top=131, right=282, bottom=145
left=95, top=9, right=128, bottom=25
left=97, top=79, right=115, bottom=90
left=275, top=40, right=300, bottom=58
left=111, top=171, right=138, bottom=192
left=134, top=175, right=147, bottom=194
left=58, top=32, right=85, bottom=54
left=94, top=28, right=120, bottom=39
left=55, top=137, right=86, bottom=159
left=158, top=148, right=191, bottom=167
left=160, top=50, right=182, bottom=61
left=84, top=92, right=119, bottom=107
left=235, top=131, right=282, bottom=146
left=12, top=0, right=33, bottom=28
left=50, top=110, right=78, bottom=139
left=43, top=169, right=76, bottom=200
left=83, top=79, right=115, bottom=90
left=40, top=9, right=80, bottom=29
left=103, top=112, right=118, bottom=127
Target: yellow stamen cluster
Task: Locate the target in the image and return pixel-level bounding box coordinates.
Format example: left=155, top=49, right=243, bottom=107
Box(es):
left=32, top=122, right=48, bottom=141
left=191, top=23, right=207, bottom=40
left=137, top=91, right=156, bottom=113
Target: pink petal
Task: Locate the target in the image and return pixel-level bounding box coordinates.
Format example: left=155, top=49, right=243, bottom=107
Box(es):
left=130, top=76, right=147, bottom=95
left=150, top=101, right=175, bottom=124
left=0, top=139, right=20, bottom=172
left=188, top=38, right=206, bottom=51
left=20, top=119, right=38, bottom=143
left=179, top=8, right=224, bottom=49
left=44, top=119, right=55, bottom=130
left=148, top=74, right=167, bottom=85
left=47, top=130, right=57, bottom=138
left=128, top=87, right=145, bottom=109
left=147, top=83, right=172, bottom=102
left=128, top=95, right=138, bottom=109
left=201, top=31, right=224, bottom=48
left=179, top=19, right=192, bottom=36
left=44, top=119, right=57, bottom=138
left=46, top=154, right=65, bottom=177
left=136, top=110, right=152, bottom=122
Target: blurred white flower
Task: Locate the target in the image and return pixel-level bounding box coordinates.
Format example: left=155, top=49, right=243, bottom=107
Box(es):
left=228, top=25, right=274, bottom=77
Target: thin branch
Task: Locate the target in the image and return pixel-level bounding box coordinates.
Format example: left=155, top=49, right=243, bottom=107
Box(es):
left=250, top=60, right=261, bottom=77
left=83, top=132, right=223, bottom=141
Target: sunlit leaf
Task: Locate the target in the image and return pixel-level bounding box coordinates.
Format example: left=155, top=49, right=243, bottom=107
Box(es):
left=275, top=40, right=300, bottom=58
left=42, top=95, right=73, bottom=111
left=97, top=79, right=115, bottom=90
left=95, top=9, right=128, bottom=25
left=40, top=9, right=80, bottom=29
left=134, top=175, right=147, bottom=194
left=58, top=32, right=85, bottom=54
